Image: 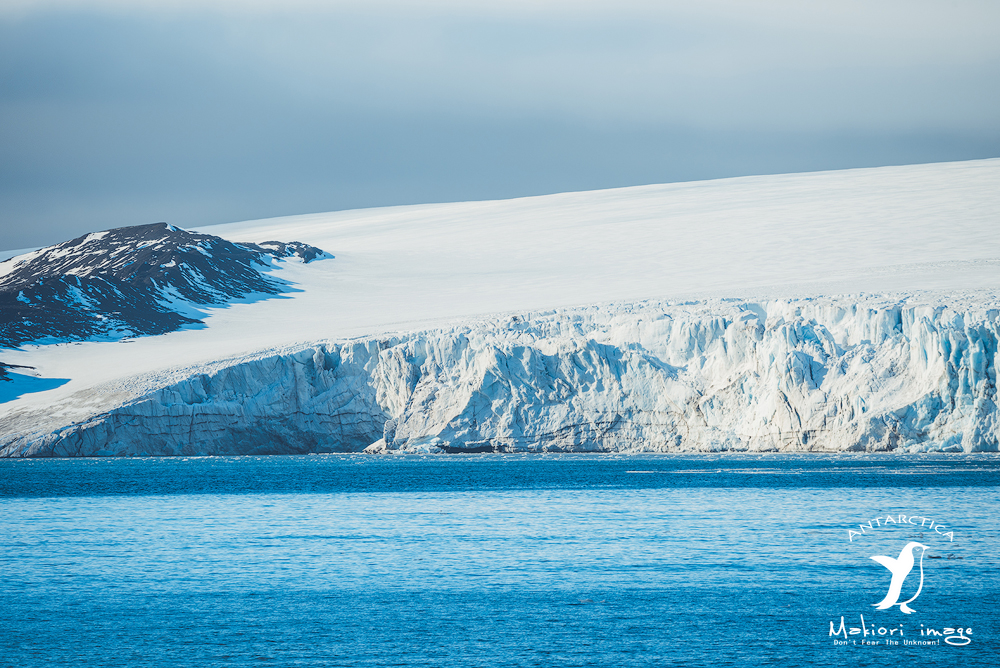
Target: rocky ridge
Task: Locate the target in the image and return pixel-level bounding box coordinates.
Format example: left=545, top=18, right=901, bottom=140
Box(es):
left=0, top=223, right=329, bottom=349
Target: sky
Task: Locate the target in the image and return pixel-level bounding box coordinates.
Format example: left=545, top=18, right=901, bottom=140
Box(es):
left=1, top=0, right=999, bottom=250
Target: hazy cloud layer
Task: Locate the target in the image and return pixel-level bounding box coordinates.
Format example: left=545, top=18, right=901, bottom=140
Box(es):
left=2, top=1, right=998, bottom=248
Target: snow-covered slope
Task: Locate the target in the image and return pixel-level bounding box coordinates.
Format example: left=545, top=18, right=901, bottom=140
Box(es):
left=2, top=159, right=1000, bottom=455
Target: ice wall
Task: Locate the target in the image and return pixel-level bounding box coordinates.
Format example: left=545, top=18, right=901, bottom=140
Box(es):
left=2, top=297, right=998, bottom=456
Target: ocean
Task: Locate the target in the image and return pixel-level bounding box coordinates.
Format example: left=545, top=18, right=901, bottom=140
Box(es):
left=1, top=454, right=996, bottom=667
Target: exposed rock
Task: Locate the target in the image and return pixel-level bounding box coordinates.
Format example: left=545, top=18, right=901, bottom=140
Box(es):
left=0, top=362, right=34, bottom=383
left=0, top=223, right=330, bottom=347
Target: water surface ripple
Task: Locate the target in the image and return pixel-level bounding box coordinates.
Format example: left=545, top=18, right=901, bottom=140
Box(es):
left=1, top=454, right=995, bottom=667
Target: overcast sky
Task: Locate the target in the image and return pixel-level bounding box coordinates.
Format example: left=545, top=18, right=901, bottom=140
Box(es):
left=2, top=0, right=999, bottom=249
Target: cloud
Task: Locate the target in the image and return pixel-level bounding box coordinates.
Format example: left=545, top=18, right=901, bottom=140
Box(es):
left=0, top=0, right=997, bottom=248
left=4, top=2, right=998, bottom=131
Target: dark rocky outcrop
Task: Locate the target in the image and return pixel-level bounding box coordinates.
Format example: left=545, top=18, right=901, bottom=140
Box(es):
left=0, top=223, right=329, bottom=348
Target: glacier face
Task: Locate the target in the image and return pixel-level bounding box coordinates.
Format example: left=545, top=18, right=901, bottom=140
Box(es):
left=2, top=295, right=998, bottom=457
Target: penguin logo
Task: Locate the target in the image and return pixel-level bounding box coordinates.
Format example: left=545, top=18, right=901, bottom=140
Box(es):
left=870, top=542, right=928, bottom=614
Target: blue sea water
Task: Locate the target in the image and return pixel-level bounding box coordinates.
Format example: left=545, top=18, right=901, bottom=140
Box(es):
left=0, top=454, right=996, bottom=667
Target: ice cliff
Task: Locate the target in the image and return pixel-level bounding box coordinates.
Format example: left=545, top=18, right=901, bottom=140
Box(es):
left=2, top=295, right=998, bottom=457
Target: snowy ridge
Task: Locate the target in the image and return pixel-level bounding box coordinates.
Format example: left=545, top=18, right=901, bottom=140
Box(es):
left=3, top=295, right=998, bottom=457
left=0, top=223, right=329, bottom=347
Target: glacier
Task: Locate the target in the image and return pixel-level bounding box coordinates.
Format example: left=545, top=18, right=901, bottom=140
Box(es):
left=3, top=159, right=1000, bottom=456
left=3, top=295, right=997, bottom=457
